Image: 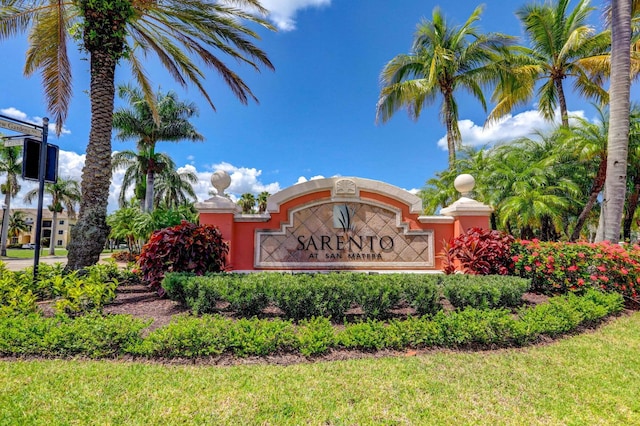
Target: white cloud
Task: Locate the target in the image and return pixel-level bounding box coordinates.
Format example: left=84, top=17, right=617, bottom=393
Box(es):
left=3, top=150, right=283, bottom=213
left=260, top=0, right=331, bottom=31
left=1, top=107, right=71, bottom=136
left=296, top=175, right=325, bottom=184
left=436, top=109, right=587, bottom=150
left=194, top=162, right=281, bottom=201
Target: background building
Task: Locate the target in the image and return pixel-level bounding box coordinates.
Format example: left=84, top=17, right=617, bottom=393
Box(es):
left=4, top=208, right=76, bottom=248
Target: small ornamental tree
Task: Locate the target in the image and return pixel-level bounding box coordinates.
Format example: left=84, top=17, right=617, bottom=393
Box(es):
left=138, top=221, right=228, bottom=291
left=442, top=227, right=515, bottom=275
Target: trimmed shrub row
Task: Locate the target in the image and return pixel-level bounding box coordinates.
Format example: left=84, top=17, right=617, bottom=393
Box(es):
left=0, top=290, right=622, bottom=358
left=163, top=273, right=531, bottom=320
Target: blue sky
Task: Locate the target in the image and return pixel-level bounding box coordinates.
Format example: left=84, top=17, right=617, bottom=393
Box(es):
left=0, top=0, right=632, bottom=211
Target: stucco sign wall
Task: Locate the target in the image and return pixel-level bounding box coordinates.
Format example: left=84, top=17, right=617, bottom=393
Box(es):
left=196, top=175, right=492, bottom=272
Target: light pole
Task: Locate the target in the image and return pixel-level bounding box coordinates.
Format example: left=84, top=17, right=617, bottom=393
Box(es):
left=0, top=201, right=7, bottom=257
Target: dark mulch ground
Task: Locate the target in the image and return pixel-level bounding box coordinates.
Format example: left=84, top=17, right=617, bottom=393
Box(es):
left=102, top=284, right=552, bottom=333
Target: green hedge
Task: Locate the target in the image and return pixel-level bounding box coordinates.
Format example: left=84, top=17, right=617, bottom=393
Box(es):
left=443, top=275, right=531, bottom=309
left=163, top=272, right=531, bottom=320
left=0, top=290, right=621, bottom=359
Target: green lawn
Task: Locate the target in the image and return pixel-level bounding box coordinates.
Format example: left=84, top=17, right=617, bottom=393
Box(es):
left=1, top=312, right=639, bottom=425
left=1, top=248, right=67, bottom=259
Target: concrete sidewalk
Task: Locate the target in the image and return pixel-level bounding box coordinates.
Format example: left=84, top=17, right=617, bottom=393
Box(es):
left=0, top=254, right=115, bottom=271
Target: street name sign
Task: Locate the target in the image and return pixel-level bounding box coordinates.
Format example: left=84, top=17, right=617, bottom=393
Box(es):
left=0, top=118, right=42, bottom=137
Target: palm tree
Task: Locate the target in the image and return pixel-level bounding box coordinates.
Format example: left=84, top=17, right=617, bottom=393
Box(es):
left=491, top=136, right=579, bottom=240
left=153, top=167, right=198, bottom=210
left=600, top=0, right=635, bottom=242
left=1, top=0, right=275, bottom=269
left=376, top=6, right=513, bottom=167
left=238, top=193, right=256, bottom=214
left=257, top=191, right=270, bottom=213
left=555, top=107, right=609, bottom=241
left=113, top=85, right=204, bottom=212
left=112, top=148, right=178, bottom=209
left=490, top=0, right=610, bottom=127
left=0, top=145, right=22, bottom=256
left=8, top=210, right=29, bottom=244
left=24, top=177, right=81, bottom=255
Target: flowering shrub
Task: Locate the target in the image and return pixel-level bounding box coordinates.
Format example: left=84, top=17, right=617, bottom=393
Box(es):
left=511, top=240, right=640, bottom=303
left=442, top=227, right=515, bottom=275
left=138, top=221, right=229, bottom=290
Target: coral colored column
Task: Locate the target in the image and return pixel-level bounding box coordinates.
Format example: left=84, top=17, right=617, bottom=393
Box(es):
left=440, top=174, right=493, bottom=238
left=196, top=196, right=239, bottom=269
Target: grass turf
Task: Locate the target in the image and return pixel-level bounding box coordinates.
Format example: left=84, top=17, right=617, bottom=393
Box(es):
left=0, top=312, right=639, bottom=425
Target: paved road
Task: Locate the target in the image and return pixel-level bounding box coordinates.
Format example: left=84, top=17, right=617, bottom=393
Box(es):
left=0, top=254, right=115, bottom=271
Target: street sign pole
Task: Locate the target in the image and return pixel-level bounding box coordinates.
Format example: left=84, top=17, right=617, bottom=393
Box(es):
left=32, top=118, right=49, bottom=282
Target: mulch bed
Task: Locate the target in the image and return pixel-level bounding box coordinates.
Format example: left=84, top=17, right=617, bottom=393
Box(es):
left=30, top=285, right=632, bottom=366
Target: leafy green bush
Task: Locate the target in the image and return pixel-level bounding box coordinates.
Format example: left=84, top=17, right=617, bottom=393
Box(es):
left=351, top=274, right=402, bottom=319
left=512, top=240, right=640, bottom=302
left=53, top=271, right=118, bottom=316
left=442, top=275, right=530, bottom=309
left=0, top=313, right=148, bottom=357
left=296, top=317, right=336, bottom=356
left=268, top=273, right=355, bottom=321
left=399, top=274, right=441, bottom=316
left=138, top=221, right=229, bottom=290
left=0, top=290, right=622, bottom=358
left=0, top=263, right=38, bottom=316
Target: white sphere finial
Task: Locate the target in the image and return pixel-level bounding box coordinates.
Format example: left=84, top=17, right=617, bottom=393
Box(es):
left=211, top=170, right=231, bottom=196
left=454, top=174, right=475, bottom=197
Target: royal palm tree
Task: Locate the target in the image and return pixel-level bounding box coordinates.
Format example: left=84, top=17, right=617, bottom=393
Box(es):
left=153, top=167, right=198, bottom=209
left=112, top=149, right=176, bottom=209
left=24, top=177, right=81, bottom=255
left=1, top=0, right=275, bottom=269
left=238, top=193, right=256, bottom=214
left=8, top=210, right=29, bottom=244
left=113, top=85, right=204, bottom=212
left=0, top=145, right=22, bottom=256
left=376, top=5, right=513, bottom=167
left=490, top=0, right=610, bottom=127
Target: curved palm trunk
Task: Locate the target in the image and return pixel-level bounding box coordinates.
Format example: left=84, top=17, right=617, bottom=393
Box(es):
left=66, top=50, right=117, bottom=270
left=444, top=93, right=456, bottom=168
left=570, top=158, right=607, bottom=241
left=554, top=77, right=569, bottom=127
left=0, top=192, right=11, bottom=257
left=600, top=0, right=632, bottom=243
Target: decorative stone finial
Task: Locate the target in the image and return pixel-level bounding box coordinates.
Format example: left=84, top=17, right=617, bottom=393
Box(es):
left=211, top=170, right=231, bottom=196
left=454, top=174, right=475, bottom=197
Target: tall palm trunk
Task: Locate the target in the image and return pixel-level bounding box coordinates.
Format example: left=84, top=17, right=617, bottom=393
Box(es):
left=0, top=192, right=11, bottom=257
left=554, top=76, right=569, bottom=127
left=66, top=50, right=117, bottom=269
left=600, top=0, right=632, bottom=242
left=145, top=170, right=155, bottom=212
left=444, top=93, right=456, bottom=168
left=570, top=158, right=607, bottom=241
left=49, top=210, right=59, bottom=256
